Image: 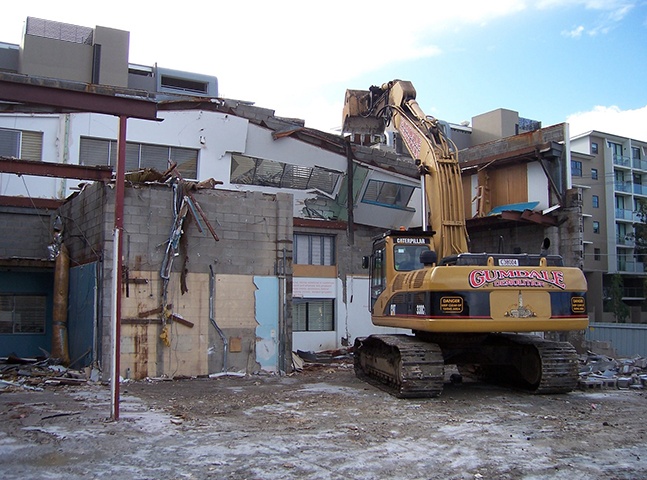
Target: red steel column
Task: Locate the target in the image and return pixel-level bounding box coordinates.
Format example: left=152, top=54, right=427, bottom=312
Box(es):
left=111, top=116, right=127, bottom=420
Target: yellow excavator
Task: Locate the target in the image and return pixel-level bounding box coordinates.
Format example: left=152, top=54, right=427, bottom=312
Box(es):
left=343, top=80, right=588, bottom=397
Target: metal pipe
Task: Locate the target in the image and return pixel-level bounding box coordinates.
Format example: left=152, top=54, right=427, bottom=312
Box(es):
left=209, top=264, right=228, bottom=371
left=421, top=174, right=429, bottom=232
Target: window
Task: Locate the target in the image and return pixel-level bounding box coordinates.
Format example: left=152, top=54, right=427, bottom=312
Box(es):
left=0, top=128, right=42, bottom=161
left=591, top=168, right=598, bottom=180
left=230, top=154, right=341, bottom=195
left=370, top=246, right=386, bottom=310
left=0, top=128, right=20, bottom=157
left=0, top=294, right=47, bottom=334
left=293, top=299, right=334, bottom=331
left=160, top=75, right=209, bottom=95
left=632, top=146, right=641, bottom=160
left=394, top=245, right=428, bottom=271
left=591, top=142, right=598, bottom=154
left=362, top=180, right=415, bottom=210
left=294, top=234, right=335, bottom=265
left=593, top=221, right=600, bottom=234
left=79, top=137, right=198, bottom=178
left=571, top=160, right=582, bottom=177
left=592, top=195, right=599, bottom=208
left=594, top=248, right=601, bottom=261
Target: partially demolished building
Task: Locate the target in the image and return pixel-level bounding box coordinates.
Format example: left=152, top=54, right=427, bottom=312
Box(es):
left=0, top=17, right=586, bottom=380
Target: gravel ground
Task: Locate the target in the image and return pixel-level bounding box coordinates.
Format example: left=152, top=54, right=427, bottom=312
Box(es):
left=1, top=362, right=646, bottom=480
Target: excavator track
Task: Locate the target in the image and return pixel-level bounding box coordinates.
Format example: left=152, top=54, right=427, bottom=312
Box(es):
left=354, top=334, right=444, bottom=398
left=488, top=333, right=580, bottom=394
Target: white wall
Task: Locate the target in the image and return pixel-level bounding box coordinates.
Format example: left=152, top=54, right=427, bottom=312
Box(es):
left=526, top=162, right=550, bottom=210
left=292, top=275, right=410, bottom=353
left=0, top=114, right=62, bottom=198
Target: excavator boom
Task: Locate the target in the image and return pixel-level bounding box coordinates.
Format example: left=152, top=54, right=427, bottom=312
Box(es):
left=344, top=80, right=588, bottom=397
left=343, top=80, right=469, bottom=258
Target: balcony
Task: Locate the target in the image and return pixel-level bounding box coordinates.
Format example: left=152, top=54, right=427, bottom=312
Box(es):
left=603, top=286, right=646, bottom=299
left=634, top=184, right=647, bottom=196
left=633, top=158, right=647, bottom=171
left=615, top=181, right=632, bottom=193
left=614, top=154, right=632, bottom=168
left=615, top=208, right=638, bottom=221
left=616, top=236, right=635, bottom=247
left=617, top=260, right=645, bottom=273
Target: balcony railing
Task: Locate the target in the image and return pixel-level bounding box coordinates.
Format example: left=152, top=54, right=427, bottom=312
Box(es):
left=615, top=181, right=632, bottom=193
left=634, top=184, right=647, bottom=196
left=603, top=287, right=646, bottom=299
left=615, top=208, right=638, bottom=221
left=633, top=158, right=647, bottom=171
left=614, top=154, right=632, bottom=167
left=616, top=236, right=636, bottom=247
left=617, top=260, right=645, bottom=273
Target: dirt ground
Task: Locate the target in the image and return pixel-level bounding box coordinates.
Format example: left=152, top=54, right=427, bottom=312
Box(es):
left=1, top=361, right=646, bottom=480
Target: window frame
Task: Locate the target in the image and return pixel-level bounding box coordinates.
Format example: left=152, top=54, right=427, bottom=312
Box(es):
left=593, top=221, right=600, bottom=234
left=0, top=128, right=21, bottom=158
left=361, top=179, right=416, bottom=210
left=592, top=195, right=599, bottom=208
left=591, top=168, right=598, bottom=180
left=0, top=293, right=47, bottom=335
left=79, top=136, right=199, bottom=179
left=293, top=233, right=336, bottom=266
left=571, top=160, right=583, bottom=177
left=292, top=298, right=335, bottom=332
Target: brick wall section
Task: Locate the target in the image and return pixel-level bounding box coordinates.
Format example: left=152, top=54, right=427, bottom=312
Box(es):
left=0, top=206, right=54, bottom=259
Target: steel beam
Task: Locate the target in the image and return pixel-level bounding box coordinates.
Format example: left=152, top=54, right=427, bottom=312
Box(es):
left=0, top=157, right=113, bottom=181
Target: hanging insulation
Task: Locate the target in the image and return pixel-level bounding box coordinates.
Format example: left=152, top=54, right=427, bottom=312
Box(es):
left=51, top=243, right=71, bottom=365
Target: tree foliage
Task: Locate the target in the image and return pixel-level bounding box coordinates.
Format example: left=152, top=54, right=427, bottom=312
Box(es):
left=607, top=274, right=629, bottom=323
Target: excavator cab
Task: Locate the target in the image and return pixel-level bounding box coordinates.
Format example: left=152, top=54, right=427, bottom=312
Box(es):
left=365, top=230, right=434, bottom=311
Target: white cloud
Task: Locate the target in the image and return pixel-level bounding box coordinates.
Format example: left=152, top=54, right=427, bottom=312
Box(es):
left=567, top=105, right=647, bottom=141
left=563, top=25, right=586, bottom=37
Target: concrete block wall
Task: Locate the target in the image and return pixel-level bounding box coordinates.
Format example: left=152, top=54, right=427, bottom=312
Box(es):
left=63, top=181, right=294, bottom=380
left=0, top=206, right=55, bottom=259
left=58, top=182, right=107, bottom=264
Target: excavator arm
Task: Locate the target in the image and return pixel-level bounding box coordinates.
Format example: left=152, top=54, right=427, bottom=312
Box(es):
left=343, top=80, right=469, bottom=258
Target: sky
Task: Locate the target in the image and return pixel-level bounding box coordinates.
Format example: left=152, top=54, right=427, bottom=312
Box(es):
left=2, top=1, right=647, bottom=141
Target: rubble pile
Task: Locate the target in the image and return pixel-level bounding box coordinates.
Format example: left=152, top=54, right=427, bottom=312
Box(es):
left=0, top=355, right=98, bottom=391
left=579, top=352, right=647, bottom=391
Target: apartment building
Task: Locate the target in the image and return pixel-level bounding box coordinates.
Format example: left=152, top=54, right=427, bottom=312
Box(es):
left=571, top=131, right=647, bottom=323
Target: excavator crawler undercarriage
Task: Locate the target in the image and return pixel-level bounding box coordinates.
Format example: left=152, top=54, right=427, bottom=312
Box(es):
left=354, top=333, right=579, bottom=397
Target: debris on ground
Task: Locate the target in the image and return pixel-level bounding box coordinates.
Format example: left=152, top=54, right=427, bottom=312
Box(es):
left=578, top=351, right=647, bottom=390
left=293, top=348, right=353, bottom=371
left=0, top=355, right=99, bottom=391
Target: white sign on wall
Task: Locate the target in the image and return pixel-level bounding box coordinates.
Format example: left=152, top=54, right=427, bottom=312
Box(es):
left=293, top=278, right=337, bottom=298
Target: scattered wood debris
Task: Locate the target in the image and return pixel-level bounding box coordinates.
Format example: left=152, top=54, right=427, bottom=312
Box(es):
left=0, top=355, right=99, bottom=391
